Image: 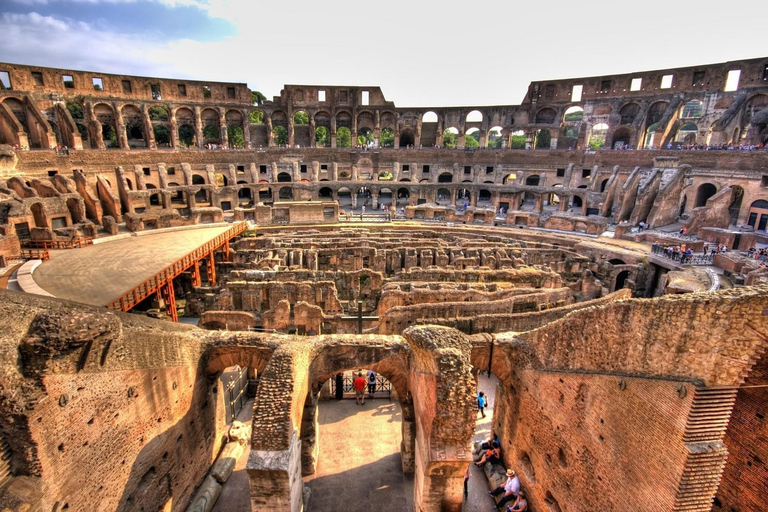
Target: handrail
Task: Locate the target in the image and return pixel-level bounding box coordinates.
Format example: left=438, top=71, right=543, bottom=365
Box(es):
left=20, top=248, right=50, bottom=261
left=22, top=237, right=94, bottom=250
left=104, top=221, right=247, bottom=312
left=650, top=243, right=714, bottom=265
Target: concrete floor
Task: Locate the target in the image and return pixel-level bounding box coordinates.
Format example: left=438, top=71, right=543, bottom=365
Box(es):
left=31, top=226, right=230, bottom=305
left=304, top=398, right=413, bottom=512
left=464, top=372, right=502, bottom=512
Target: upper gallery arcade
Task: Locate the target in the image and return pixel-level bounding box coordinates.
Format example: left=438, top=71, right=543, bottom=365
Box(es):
left=1, top=57, right=767, bottom=152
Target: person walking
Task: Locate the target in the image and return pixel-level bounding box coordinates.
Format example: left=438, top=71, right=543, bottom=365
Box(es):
left=478, top=391, right=487, bottom=418
left=367, top=370, right=377, bottom=399
left=353, top=372, right=367, bottom=405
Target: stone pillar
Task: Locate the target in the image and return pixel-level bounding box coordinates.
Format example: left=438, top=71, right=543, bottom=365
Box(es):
left=114, top=102, right=129, bottom=149
left=248, top=431, right=303, bottom=512
left=194, top=107, right=204, bottom=149
left=559, top=195, right=569, bottom=212
left=331, top=162, right=339, bottom=181
left=404, top=326, right=476, bottom=512
left=534, top=194, right=544, bottom=212
left=287, top=115, right=295, bottom=147
left=242, top=109, right=252, bottom=148
left=300, top=394, right=319, bottom=476
left=372, top=194, right=379, bottom=210
left=266, top=117, right=274, bottom=148
left=401, top=401, right=416, bottom=474
left=141, top=104, right=156, bottom=149
left=170, top=115, right=180, bottom=149
left=220, top=112, right=229, bottom=148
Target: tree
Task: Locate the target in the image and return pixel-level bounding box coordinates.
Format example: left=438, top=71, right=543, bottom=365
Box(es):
left=228, top=125, right=244, bottom=147
left=293, top=111, right=308, bottom=125
left=153, top=125, right=171, bottom=145
left=203, top=124, right=220, bottom=141
left=148, top=106, right=169, bottom=121
left=510, top=134, right=526, bottom=149
left=66, top=101, right=84, bottom=120
left=273, top=126, right=288, bottom=146
left=535, top=129, right=551, bottom=149
left=380, top=128, right=394, bottom=147
left=336, top=127, right=351, bottom=148
left=465, top=131, right=480, bottom=148
left=252, top=91, right=266, bottom=105
left=315, top=126, right=330, bottom=147
left=179, top=125, right=195, bottom=147
left=249, top=110, right=264, bottom=124
left=357, top=128, right=373, bottom=147
left=443, top=130, right=458, bottom=148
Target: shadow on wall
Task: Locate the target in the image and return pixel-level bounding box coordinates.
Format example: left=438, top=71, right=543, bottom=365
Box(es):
left=115, top=361, right=221, bottom=512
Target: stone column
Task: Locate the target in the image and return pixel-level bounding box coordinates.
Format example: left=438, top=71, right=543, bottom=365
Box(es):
left=534, top=194, right=544, bottom=212
left=371, top=194, right=379, bottom=210
left=85, top=102, right=105, bottom=150
left=220, top=112, right=229, bottom=148
left=170, top=113, right=180, bottom=149
left=194, top=107, right=204, bottom=149
left=141, top=104, right=156, bottom=149
left=266, top=117, right=274, bottom=148
left=114, top=102, right=129, bottom=149
left=287, top=115, right=295, bottom=147
left=242, top=109, right=251, bottom=148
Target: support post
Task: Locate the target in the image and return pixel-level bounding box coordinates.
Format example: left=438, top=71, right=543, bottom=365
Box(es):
left=164, top=281, right=178, bottom=322
left=191, top=260, right=202, bottom=287
left=208, top=251, right=216, bottom=285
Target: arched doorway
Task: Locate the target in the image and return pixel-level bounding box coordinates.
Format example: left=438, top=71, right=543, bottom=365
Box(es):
left=278, top=187, right=293, bottom=201
left=747, top=199, right=768, bottom=231
left=31, top=203, right=48, bottom=228
left=614, top=270, right=630, bottom=291
left=399, top=129, right=414, bottom=148
left=695, top=183, right=717, bottom=207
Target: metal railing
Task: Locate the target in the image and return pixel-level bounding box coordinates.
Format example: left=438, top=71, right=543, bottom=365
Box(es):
left=651, top=244, right=714, bottom=265
left=224, top=366, right=249, bottom=423
left=22, top=237, right=93, bottom=249
left=105, top=221, right=246, bottom=312
left=330, top=374, right=392, bottom=397
left=20, top=248, right=50, bottom=261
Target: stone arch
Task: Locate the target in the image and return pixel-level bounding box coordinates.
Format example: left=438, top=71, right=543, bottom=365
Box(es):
left=695, top=183, right=717, bottom=207
left=466, top=110, right=483, bottom=123
left=278, top=186, right=293, bottom=200
left=121, top=104, right=146, bottom=148
left=201, top=108, right=221, bottom=143
left=611, top=126, right=632, bottom=149
left=619, top=103, right=640, bottom=125
left=503, top=173, right=517, bottom=185
left=420, top=111, right=439, bottom=147
left=174, top=107, right=196, bottom=147
left=563, top=106, right=584, bottom=122
left=277, top=172, right=292, bottom=183
left=318, top=187, right=333, bottom=199
left=614, top=270, right=631, bottom=292
left=399, top=129, right=415, bottom=148
left=535, top=108, right=557, bottom=124
left=30, top=202, right=47, bottom=228
left=438, top=172, right=453, bottom=183
left=93, top=102, right=117, bottom=148
left=487, top=125, right=504, bottom=148
left=525, top=175, right=540, bottom=186
left=589, top=123, right=609, bottom=149
left=66, top=197, right=83, bottom=223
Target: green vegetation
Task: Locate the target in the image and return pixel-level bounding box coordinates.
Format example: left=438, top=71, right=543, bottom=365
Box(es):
left=178, top=125, right=195, bottom=147
left=315, top=126, right=330, bottom=147
left=443, top=130, right=458, bottom=148
left=273, top=125, right=288, bottom=145
left=153, top=125, right=171, bottom=145
left=357, top=129, right=373, bottom=147
left=293, top=111, right=309, bottom=125
left=252, top=91, right=266, bottom=105
left=148, top=106, right=169, bottom=121
left=379, top=128, right=394, bottom=147
left=378, top=171, right=393, bottom=180
left=465, top=131, right=480, bottom=148
left=203, top=86, right=211, bottom=98
left=564, top=110, right=584, bottom=122
left=104, top=124, right=117, bottom=147
left=66, top=101, right=84, bottom=120
left=203, top=124, right=220, bottom=141
left=93, top=84, right=102, bottom=91
left=487, top=129, right=502, bottom=148
left=337, top=127, right=351, bottom=148
left=228, top=125, right=245, bottom=147
left=510, top=134, right=526, bottom=149
left=249, top=110, right=264, bottom=124
left=535, top=129, right=551, bottom=149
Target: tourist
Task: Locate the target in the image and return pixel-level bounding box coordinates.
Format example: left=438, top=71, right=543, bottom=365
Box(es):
left=475, top=440, right=500, bottom=467
left=489, top=468, right=520, bottom=510
left=367, top=369, right=377, bottom=398
left=506, top=491, right=527, bottom=511
left=335, top=372, right=344, bottom=400
left=353, top=372, right=367, bottom=405
left=478, top=391, right=487, bottom=418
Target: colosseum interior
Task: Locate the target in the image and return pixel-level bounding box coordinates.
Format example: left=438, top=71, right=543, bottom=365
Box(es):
left=0, top=57, right=767, bottom=512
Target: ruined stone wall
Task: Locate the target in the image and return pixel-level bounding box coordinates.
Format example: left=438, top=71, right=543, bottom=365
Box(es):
left=0, top=291, right=230, bottom=512
left=714, top=354, right=768, bottom=512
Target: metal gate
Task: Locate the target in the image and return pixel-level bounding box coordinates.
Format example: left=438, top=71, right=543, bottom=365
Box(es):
left=330, top=373, right=392, bottom=397
left=224, top=366, right=249, bottom=423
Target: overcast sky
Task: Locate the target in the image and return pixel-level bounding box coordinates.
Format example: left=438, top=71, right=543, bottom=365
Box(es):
left=1, top=0, right=767, bottom=107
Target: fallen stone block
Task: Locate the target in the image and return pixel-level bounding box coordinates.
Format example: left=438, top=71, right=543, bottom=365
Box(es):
left=210, top=442, right=244, bottom=484
left=184, top=475, right=221, bottom=512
